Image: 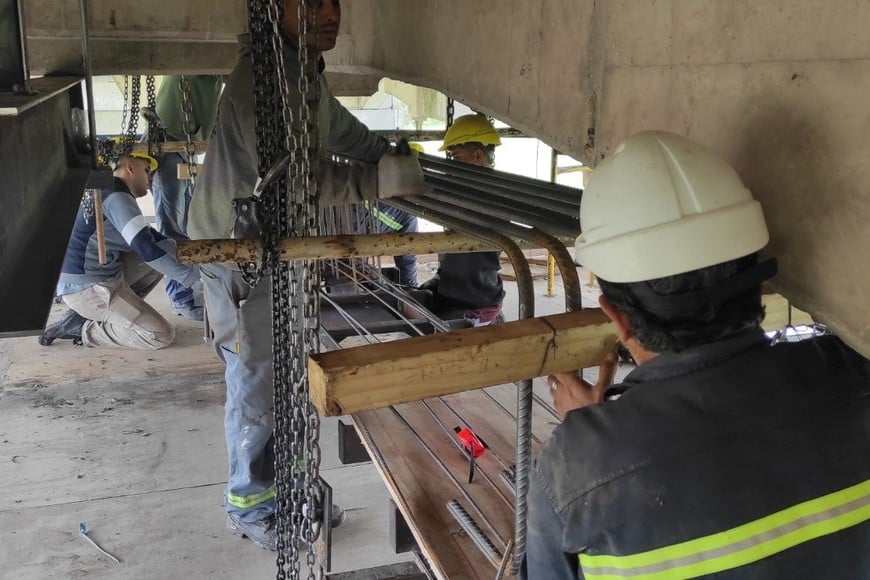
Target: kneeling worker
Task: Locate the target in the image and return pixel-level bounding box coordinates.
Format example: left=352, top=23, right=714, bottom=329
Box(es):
left=40, top=150, right=201, bottom=350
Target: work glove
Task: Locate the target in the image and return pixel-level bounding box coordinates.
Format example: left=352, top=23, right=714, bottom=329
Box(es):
left=377, top=150, right=429, bottom=199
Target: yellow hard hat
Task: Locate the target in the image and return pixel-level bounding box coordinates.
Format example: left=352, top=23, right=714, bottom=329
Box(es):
left=408, top=142, right=425, bottom=154
left=439, top=114, right=501, bottom=151
left=101, top=137, right=158, bottom=172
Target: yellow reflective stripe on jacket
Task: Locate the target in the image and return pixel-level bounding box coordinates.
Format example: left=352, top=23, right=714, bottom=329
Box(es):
left=579, top=478, right=870, bottom=580
left=226, top=486, right=276, bottom=509
left=365, top=202, right=403, bottom=231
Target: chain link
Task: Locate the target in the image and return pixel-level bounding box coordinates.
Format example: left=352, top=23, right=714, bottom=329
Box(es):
left=145, top=75, right=163, bottom=157
left=123, top=76, right=141, bottom=155
left=179, top=75, right=199, bottom=190
left=446, top=96, right=455, bottom=128
left=247, top=1, right=323, bottom=578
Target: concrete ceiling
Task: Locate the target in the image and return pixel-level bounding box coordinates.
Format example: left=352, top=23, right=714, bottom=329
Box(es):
left=22, top=0, right=870, bottom=356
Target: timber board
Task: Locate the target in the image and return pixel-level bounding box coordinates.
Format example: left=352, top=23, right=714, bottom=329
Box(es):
left=351, top=383, right=560, bottom=578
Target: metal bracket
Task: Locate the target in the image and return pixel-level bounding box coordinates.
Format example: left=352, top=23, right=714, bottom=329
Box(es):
left=389, top=498, right=418, bottom=554
left=338, top=420, right=371, bottom=465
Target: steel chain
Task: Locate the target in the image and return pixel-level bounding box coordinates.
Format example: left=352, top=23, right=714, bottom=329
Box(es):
left=124, top=76, right=141, bottom=155
left=446, top=97, right=455, bottom=128
left=295, top=1, right=323, bottom=577
left=145, top=75, right=162, bottom=157
left=119, top=75, right=130, bottom=152
left=179, top=75, right=199, bottom=190
left=247, top=0, right=322, bottom=578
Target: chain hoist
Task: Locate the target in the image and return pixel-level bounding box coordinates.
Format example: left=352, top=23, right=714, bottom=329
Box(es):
left=246, top=0, right=323, bottom=577
left=179, top=75, right=199, bottom=190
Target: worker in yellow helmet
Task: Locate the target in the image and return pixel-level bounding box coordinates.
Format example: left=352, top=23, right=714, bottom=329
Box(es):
left=41, top=142, right=200, bottom=350
left=420, top=115, right=505, bottom=326
left=521, top=131, right=870, bottom=578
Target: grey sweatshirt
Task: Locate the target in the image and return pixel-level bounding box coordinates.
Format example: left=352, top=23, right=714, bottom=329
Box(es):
left=188, top=34, right=390, bottom=240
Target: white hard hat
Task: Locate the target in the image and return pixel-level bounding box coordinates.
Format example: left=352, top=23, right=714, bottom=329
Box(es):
left=574, top=131, right=769, bottom=283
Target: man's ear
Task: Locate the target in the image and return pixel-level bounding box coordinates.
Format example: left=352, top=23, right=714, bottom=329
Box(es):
left=599, top=294, right=633, bottom=342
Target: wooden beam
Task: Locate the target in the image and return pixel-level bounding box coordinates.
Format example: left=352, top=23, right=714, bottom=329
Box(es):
left=762, top=293, right=813, bottom=331
left=177, top=232, right=529, bottom=264
left=309, top=309, right=618, bottom=416
left=176, top=163, right=201, bottom=181
left=132, top=141, right=208, bottom=155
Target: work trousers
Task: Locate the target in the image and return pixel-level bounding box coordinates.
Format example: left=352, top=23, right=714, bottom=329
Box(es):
left=200, top=263, right=277, bottom=522
left=152, top=152, right=196, bottom=307
left=63, top=253, right=172, bottom=349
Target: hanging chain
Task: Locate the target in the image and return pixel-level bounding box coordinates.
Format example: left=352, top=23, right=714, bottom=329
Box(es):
left=119, top=75, right=130, bottom=147
left=446, top=97, right=455, bottom=128
left=145, top=75, right=163, bottom=157
left=179, top=75, right=199, bottom=190
left=247, top=0, right=322, bottom=578
left=123, top=76, right=141, bottom=155
left=295, top=0, right=323, bottom=576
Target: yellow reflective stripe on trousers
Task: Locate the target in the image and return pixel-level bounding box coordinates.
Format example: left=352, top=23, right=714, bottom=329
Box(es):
left=366, top=202, right=403, bottom=231
left=579, top=478, right=870, bottom=579
left=227, top=486, right=276, bottom=509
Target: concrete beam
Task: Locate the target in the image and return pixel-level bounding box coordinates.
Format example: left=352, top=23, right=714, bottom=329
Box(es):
left=333, top=0, right=870, bottom=357
left=15, top=0, right=870, bottom=355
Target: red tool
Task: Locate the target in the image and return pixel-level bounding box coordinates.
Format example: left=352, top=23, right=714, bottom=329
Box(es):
left=455, top=427, right=486, bottom=458
left=454, top=427, right=487, bottom=483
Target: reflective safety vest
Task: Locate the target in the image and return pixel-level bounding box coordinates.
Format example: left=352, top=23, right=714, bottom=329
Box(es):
left=578, top=478, right=870, bottom=579
left=528, top=332, right=870, bottom=580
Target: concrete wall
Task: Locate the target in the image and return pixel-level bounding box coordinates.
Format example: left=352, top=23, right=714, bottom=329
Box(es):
left=22, top=0, right=870, bottom=355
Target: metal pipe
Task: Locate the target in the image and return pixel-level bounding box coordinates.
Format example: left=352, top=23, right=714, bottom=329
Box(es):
left=417, top=189, right=579, bottom=240
left=79, top=0, right=99, bottom=168
left=386, top=199, right=534, bottom=320
left=386, top=198, right=537, bottom=569
left=427, top=185, right=580, bottom=233
left=424, top=186, right=580, bottom=240
left=393, top=196, right=581, bottom=311
left=447, top=500, right=502, bottom=568
left=424, top=170, right=580, bottom=218
left=420, top=154, right=582, bottom=206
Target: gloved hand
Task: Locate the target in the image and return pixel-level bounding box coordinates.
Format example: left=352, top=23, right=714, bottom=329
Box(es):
left=377, top=151, right=430, bottom=199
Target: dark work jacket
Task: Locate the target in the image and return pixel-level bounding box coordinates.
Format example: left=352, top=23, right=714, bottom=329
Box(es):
left=522, top=330, right=870, bottom=579
left=434, top=251, right=505, bottom=310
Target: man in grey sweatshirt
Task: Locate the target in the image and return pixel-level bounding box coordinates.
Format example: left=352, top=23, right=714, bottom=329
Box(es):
left=188, top=0, right=425, bottom=551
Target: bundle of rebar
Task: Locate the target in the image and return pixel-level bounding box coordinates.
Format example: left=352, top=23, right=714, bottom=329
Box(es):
left=394, top=153, right=582, bottom=245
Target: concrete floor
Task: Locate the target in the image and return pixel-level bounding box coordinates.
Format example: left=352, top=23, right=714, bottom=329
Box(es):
left=0, top=264, right=608, bottom=579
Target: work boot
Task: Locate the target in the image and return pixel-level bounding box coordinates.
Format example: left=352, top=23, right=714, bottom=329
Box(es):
left=38, top=309, right=86, bottom=346
left=171, top=302, right=204, bottom=321
left=227, top=514, right=278, bottom=551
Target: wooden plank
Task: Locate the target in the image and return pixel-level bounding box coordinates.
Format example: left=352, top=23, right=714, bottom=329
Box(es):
left=310, top=309, right=618, bottom=416
left=395, top=403, right=515, bottom=551
left=762, top=293, right=813, bottom=331
left=352, top=407, right=506, bottom=579
left=176, top=162, right=201, bottom=180
left=419, top=397, right=518, bottom=506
